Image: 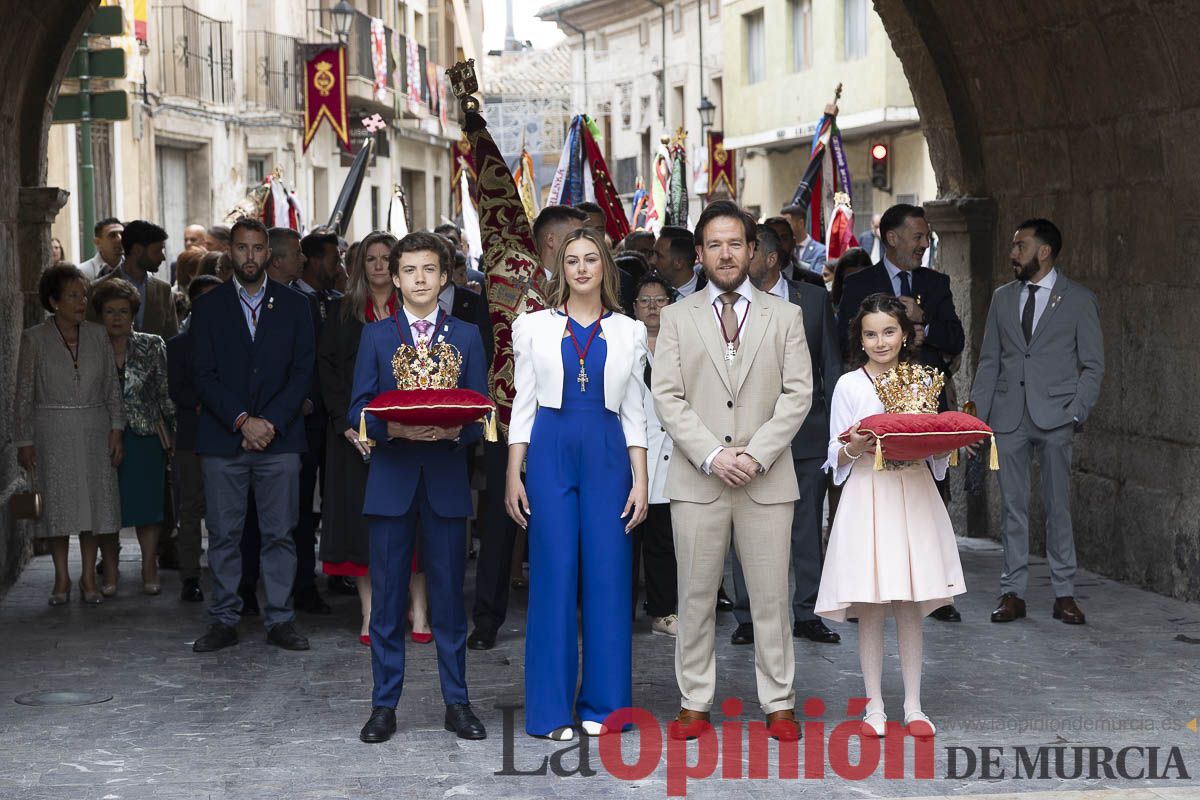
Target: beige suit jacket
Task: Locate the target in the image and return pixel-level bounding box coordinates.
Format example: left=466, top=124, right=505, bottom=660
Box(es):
left=652, top=284, right=812, bottom=505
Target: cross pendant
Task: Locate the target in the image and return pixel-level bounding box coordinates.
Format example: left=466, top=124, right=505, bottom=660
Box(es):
left=577, top=366, right=589, bottom=392
left=724, top=342, right=737, bottom=362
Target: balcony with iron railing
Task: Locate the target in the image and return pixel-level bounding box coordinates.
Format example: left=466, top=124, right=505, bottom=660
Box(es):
left=155, top=4, right=234, bottom=105
left=244, top=31, right=302, bottom=115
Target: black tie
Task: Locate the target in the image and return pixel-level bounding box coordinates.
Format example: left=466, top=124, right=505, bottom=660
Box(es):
left=898, top=270, right=913, bottom=297
left=1022, top=284, right=1039, bottom=343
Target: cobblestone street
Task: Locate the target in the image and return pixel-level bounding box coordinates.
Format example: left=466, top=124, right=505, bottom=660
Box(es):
left=0, top=534, right=1197, bottom=799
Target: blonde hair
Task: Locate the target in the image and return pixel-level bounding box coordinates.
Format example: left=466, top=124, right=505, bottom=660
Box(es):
left=546, top=227, right=623, bottom=312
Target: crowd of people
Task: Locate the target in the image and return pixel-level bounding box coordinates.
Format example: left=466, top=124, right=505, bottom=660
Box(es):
left=17, top=195, right=1102, bottom=746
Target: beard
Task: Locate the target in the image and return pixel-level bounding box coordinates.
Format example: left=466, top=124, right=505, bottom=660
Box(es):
left=705, top=260, right=750, bottom=292
left=233, top=257, right=266, bottom=286
left=1012, top=254, right=1039, bottom=282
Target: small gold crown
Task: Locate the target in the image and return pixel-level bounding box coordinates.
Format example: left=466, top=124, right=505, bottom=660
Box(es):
left=392, top=341, right=462, bottom=390
left=873, top=362, right=944, bottom=414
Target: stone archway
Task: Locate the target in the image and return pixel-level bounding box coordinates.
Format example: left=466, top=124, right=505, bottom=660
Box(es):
left=0, top=1, right=95, bottom=585
left=874, top=0, right=1200, bottom=602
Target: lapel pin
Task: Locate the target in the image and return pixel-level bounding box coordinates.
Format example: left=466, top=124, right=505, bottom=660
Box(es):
left=267, top=296, right=274, bottom=310
left=1051, top=295, right=1061, bottom=308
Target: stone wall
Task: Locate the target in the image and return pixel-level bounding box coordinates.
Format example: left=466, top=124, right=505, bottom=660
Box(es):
left=876, top=0, right=1200, bottom=601
left=0, top=2, right=92, bottom=591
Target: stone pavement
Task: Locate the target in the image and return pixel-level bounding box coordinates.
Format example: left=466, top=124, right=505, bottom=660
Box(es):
left=1, top=533, right=1198, bottom=800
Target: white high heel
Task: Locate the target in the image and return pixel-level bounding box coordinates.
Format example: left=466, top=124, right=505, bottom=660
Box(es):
left=580, top=720, right=608, bottom=736
left=861, top=709, right=887, bottom=737
left=904, top=710, right=936, bottom=737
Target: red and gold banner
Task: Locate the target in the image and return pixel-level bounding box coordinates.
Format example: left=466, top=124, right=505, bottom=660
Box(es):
left=450, top=133, right=476, bottom=217
left=303, top=46, right=350, bottom=153
left=707, top=131, right=735, bottom=199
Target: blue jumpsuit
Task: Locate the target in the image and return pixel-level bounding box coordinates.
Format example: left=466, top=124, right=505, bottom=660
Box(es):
left=524, top=315, right=634, bottom=736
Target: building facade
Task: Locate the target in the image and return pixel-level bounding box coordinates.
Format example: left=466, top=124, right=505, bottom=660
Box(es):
left=721, top=0, right=935, bottom=229
left=49, top=0, right=483, bottom=267
left=538, top=0, right=724, bottom=226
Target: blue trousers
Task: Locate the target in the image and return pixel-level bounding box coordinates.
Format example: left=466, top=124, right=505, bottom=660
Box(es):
left=368, top=478, right=469, bottom=709
left=202, top=452, right=300, bottom=629
left=524, top=407, right=633, bottom=736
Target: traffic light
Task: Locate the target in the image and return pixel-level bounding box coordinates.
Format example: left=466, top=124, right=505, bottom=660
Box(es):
left=870, top=142, right=889, bottom=191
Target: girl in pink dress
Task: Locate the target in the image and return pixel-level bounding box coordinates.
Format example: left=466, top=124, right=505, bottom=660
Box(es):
left=815, top=294, right=966, bottom=739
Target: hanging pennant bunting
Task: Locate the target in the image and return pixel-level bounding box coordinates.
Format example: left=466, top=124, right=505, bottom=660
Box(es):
left=370, top=18, right=388, bottom=103
left=303, top=46, right=350, bottom=152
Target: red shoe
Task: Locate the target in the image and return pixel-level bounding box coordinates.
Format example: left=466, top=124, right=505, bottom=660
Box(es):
left=359, top=634, right=371, bottom=647
left=411, top=631, right=433, bottom=644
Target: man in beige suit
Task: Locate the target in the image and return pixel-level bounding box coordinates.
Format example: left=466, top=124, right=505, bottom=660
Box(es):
left=652, top=200, right=812, bottom=740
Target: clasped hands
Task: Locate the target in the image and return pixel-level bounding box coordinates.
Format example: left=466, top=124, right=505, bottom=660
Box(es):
left=241, top=416, right=275, bottom=451
left=710, top=447, right=762, bottom=487
left=386, top=422, right=462, bottom=442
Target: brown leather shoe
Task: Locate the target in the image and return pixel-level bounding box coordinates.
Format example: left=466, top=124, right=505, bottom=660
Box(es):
left=1052, top=596, right=1086, bottom=625
left=765, top=709, right=801, bottom=742
left=669, top=708, right=711, bottom=741
left=990, top=592, right=1026, bottom=623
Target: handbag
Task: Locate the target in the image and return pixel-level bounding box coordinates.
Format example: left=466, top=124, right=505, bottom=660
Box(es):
left=9, top=466, right=43, bottom=521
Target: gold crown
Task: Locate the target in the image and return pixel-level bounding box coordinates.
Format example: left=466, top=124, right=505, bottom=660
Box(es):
left=873, top=362, right=944, bottom=414
left=392, top=341, right=462, bottom=390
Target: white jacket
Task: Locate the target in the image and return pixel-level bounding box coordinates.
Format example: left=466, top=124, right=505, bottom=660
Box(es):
left=508, top=308, right=649, bottom=449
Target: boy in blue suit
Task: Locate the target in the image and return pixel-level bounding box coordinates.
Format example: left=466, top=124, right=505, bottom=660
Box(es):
left=351, top=231, right=489, bottom=744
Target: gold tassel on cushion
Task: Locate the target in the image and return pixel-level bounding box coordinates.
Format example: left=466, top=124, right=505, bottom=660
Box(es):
left=874, top=441, right=885, bottom=471
left=359, top=410, right=375, bottom=447
left=483, top=411, right=498, bottom=443
left=989, top=434, right=1000, bottom=471
left=949, top=448, right=959, bottom=467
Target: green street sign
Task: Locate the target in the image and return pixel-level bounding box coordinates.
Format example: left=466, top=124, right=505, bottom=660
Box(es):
left=88, top=6, right=124, bottom=37
left=51, top=90, right=129, bottom=124
left=65, top=48, right=126, bottom=79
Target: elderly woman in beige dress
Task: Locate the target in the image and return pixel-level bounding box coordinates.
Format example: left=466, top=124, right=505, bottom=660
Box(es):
left=15, top=265, right=125, bottom=605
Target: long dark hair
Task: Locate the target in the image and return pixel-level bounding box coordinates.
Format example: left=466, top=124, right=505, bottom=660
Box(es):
left=846, top=293, right=917, bottom=370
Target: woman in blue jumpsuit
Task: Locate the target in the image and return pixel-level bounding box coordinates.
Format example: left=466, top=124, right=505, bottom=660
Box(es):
left=506, top=227, right=649, bottom=740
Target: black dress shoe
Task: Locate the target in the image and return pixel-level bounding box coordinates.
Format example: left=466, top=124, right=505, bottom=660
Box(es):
left=716, top=586, right=734, bottom=613
left=794, top=619, right=841, bottom=643
left=929, top=604, right=962, bottom=622
left=238, top=591, right=260, bottom=617
left=294, top=588, right=333, bottom=614
left=730, top=623, right=754, bottom=645
left=445, top=704, right=487, bottom=740
left=467, top=628, right=496, bottom=650
left=327, top=576, right=358, bottom=596
left=266, top=621, right=310, bottom=651
left=193, top=623, right=238, bottom=653
left=360, top=707, right=397, bottom=743
left=180, top=578, right=204, bottom=603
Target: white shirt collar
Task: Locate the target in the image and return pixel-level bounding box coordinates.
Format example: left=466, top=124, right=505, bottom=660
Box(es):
left=705, top=276, right=753, bottom=306
left=882, top=255, right=903, bottom=282
left=233, top=275, right=266, bottom=300
left=798, top=235, right=812, bottom=249
left=1026, top=267, right=1058, bottom=291
left=675, top=270, right=699, bottom=296
left=768, top=274, right=789, bottom=300
left=294, top=277, right=316, bottom=294
left=402, top=305, right=440, bottom=331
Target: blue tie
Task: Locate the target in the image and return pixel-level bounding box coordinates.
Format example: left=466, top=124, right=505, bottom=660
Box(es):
left=898, top=270, right=913, bottom=297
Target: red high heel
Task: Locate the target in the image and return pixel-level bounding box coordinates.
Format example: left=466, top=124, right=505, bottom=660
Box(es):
left=359, top=634, right=371, bottom=647
left=411, top=631, right=433, bottom=644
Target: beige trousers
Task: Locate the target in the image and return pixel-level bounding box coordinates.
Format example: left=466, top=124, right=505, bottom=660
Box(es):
left=671, top=487, right=795, bottom=714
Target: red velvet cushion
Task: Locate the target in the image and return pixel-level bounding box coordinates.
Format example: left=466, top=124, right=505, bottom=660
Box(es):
left=366, top=388, right=494, bottom=428
left=839, top=411, right=992, bottom=462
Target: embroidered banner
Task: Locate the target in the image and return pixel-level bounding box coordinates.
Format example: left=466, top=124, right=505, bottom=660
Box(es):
left=707, top=131, right=736, bottom=199
left=303, top=46, right=349, bottom=152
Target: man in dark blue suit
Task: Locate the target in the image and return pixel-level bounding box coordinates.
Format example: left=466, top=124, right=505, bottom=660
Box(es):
left=351, top=231, right=488, bottom=744
left=731, top=224, right=844, bottom=646
left=835, top=203, right=966, bottom=622
left=189, top=218, right=315, bottom=653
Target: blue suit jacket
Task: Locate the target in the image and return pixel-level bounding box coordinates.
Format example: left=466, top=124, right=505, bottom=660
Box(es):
left=350, top=311, right=487, bottom=519
left=190, top=278, right=315, bottom=456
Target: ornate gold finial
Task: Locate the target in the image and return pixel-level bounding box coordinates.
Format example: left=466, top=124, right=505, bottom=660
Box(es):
left=392, top=340, right=463, bottom=390
left=447, top=59, right=480, bottom=113
left=872, top=363, right=944, bottom=415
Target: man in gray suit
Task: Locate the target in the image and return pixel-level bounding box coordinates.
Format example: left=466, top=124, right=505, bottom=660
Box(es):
left=730, top=224, right=843, bottom=645
left=969, top=219, right=1104, bottom=625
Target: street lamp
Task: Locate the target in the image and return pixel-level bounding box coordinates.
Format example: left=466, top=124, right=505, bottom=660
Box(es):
left=697, top=96, right=717, bottom=207
left=331, top=0, right=355, bottom=45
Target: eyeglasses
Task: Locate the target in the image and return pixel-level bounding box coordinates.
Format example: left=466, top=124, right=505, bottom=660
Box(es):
left=636, top=295, right=670, bottom=307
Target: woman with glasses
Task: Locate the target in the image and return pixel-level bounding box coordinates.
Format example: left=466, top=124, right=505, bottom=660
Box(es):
left=506, top=227, right=649, bottom=740
left=630, top=275, right=679, bottom=637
